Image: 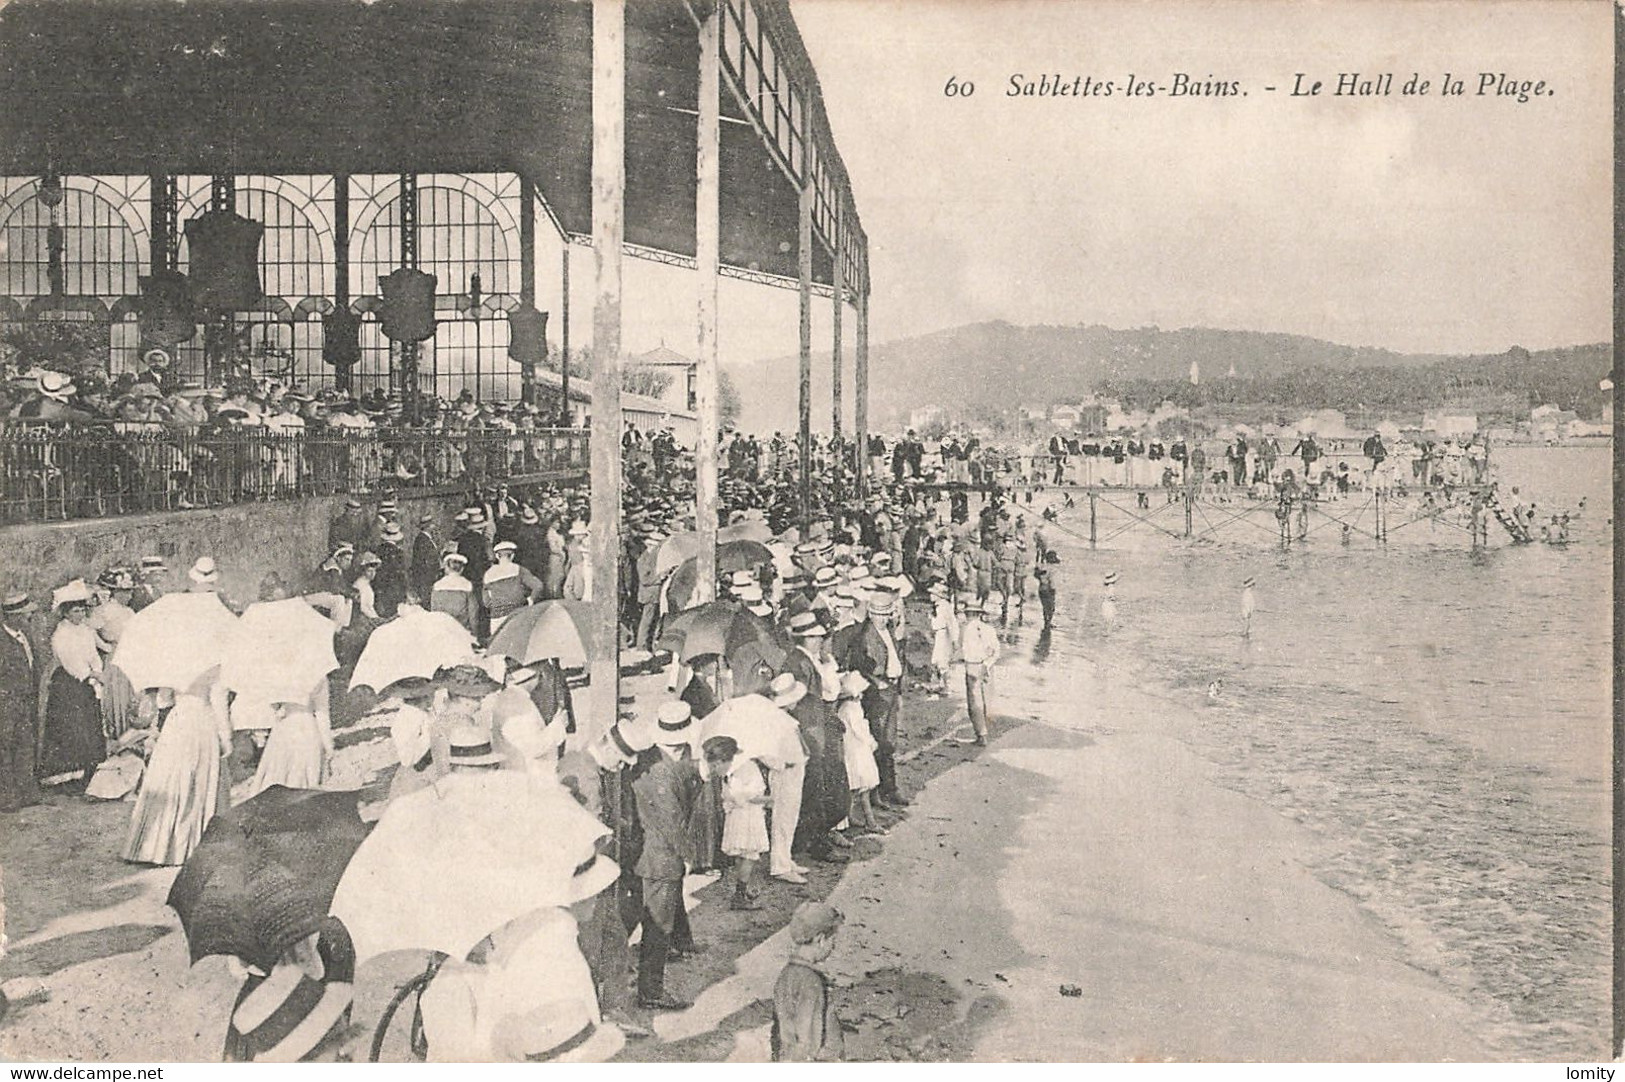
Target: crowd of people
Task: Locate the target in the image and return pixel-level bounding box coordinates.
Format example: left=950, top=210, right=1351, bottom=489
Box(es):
left=1, top=438, right=1059, bottom=1062
left=1, top=359, right=590, bottom=519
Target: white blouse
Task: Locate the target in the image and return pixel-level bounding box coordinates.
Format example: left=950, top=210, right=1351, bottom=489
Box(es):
left=52, top=621, right=104, bottom=681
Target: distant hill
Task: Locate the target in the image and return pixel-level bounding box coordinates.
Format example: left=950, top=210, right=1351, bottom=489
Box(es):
left=724, top=321, right=1612, bottom=432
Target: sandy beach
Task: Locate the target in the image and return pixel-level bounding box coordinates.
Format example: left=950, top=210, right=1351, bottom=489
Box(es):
left=1, top=606, right=1509, bottom=1062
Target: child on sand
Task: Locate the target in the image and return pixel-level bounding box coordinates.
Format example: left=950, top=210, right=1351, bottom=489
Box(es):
left=721, top=752, right=771, bottom=911
left=772, top=902, right=847, bottom=1062
left=837, top=671, right=884, bottom=837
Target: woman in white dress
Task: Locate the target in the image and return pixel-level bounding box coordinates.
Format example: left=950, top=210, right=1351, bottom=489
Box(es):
left=251, top=679, right=333, bottom=794
left=123, top=674, right=230, bottom=866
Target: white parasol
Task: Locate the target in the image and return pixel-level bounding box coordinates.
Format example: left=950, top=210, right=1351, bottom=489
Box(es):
left=330, top=771, right=616, bottom=963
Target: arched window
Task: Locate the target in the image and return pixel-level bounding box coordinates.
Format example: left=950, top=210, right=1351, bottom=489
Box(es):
left=173, top=176, right=335, bottom=389
left=349, top=173, right=523, bottom=401
left=0, top=178, right=149, bottom=299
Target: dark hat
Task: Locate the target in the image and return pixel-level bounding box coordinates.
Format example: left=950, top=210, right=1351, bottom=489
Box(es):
left=435, top=664, right=502, bottom=699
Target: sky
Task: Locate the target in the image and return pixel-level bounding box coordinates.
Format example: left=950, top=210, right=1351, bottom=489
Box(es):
left=552, top=0, right=1612, bottom=410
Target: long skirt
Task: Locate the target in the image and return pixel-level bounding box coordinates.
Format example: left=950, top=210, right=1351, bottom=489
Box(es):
left=100, top=663, right=138, bottom=740
left=38, top=669, right=105, bottom=781
left=687, top=776, right=726, bottom=873
left=251, top=710, right=325, bottom=795
left=794, top=719, right=849, bottom=844
left=123, top=696, right=222, bottom=866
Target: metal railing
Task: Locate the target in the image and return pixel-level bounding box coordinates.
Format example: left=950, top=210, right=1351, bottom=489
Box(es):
left=0, top=425, right=589, bottom=524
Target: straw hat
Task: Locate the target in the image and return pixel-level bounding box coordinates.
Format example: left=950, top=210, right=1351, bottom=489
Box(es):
left=52, top=579, right=93, bottom=610
left=445, top=724, right=505, bottom=767
left=866, top=592, right=896, bottom=616
left=188, top=556, right=220, bottom=585
left=768, top=672, right=807, bottom=709
left=788, top=611, right=827, bottom=638
left=812, top=567, right=838, bottom=589
left=654, top=701, right=694, bottom=741
left=568, top=520, right=590, bottom=538
left=38, top=371, right=76, bottom=400
left=2, top=591, right=34, bottom=615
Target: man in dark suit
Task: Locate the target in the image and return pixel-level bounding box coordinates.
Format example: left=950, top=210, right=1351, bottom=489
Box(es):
left=848, top=591, right=909, bottom=808
left=0, top=591, right=41, bottom=812
left=409, top=513, right=440, bottom=605
left=631, top=704, right=703, bottom=1010
left=456, top=507, right=492, bottom=637
left=781, top=613, right=849, bottom=862
left=372, top=523, right=410, bottom=619
left=511, top=505, right=549, bottom=584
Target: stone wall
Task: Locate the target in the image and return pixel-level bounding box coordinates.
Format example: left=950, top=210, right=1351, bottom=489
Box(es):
left=3, top=489, right=468, bottom=609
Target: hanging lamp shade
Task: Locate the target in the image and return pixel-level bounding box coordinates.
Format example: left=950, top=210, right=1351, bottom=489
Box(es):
left=378, top=268, right=437, bottom=344
left=185, top=210, right=264, bottom=311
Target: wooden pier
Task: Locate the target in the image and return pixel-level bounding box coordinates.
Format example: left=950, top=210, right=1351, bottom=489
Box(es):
left=906, top=480, right=1520, bottom=550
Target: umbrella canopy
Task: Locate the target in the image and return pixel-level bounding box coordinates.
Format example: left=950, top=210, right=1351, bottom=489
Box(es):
left=716, top=539, right=773, bottom=574
left=659, top=601, right=784, bottom=666
left=221, top=598, right=338, bottom=707
left=330, top=771, right=613, bottom=964
left=699, top=694, right=803, bottom=769
left=113, top=590, right=239, bottom=692
left=349, top=607, right=476, bottom=691
left=484, top=600, right=594, bottom=668
left=654, top=532, right=701, bottom=577
left=718, top=518, right=772, bottom=544
left=166, top=786, right=369, bottom=973
left=663, top=558, right=702, bottom=613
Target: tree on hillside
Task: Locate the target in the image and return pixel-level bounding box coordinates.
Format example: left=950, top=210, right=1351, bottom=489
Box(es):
left=622, top=367, right=676, bottom=398
left=719, top=369, right=742, bottom=429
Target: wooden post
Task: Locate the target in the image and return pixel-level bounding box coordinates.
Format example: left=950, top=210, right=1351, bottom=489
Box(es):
left=694, top=1, right=720, bottom=604
left=797, top=101, right=814, bottom=540
left=1089, top=490, right=1097, bottom=547
left=831, top=205, right=844, bottom=496
left=855, top=279, right=868, bottom=496
left=588, top=0, right=625, bottom=746
left=1184, top=489, right=1194, bottom=537
left=560, top=247, right=572, bottom=425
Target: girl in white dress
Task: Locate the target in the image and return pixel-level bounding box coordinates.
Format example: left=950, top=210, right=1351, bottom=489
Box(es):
left=721, top=756, right=770, bottom=910
left=838, top=671, right=884, bottom=835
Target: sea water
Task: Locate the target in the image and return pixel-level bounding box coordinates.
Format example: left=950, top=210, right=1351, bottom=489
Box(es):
left=1025, top=443, right=1611, bottom=1058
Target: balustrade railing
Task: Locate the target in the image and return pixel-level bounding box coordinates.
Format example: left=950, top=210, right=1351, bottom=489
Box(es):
left=0, top=425, right=589, bottom=524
